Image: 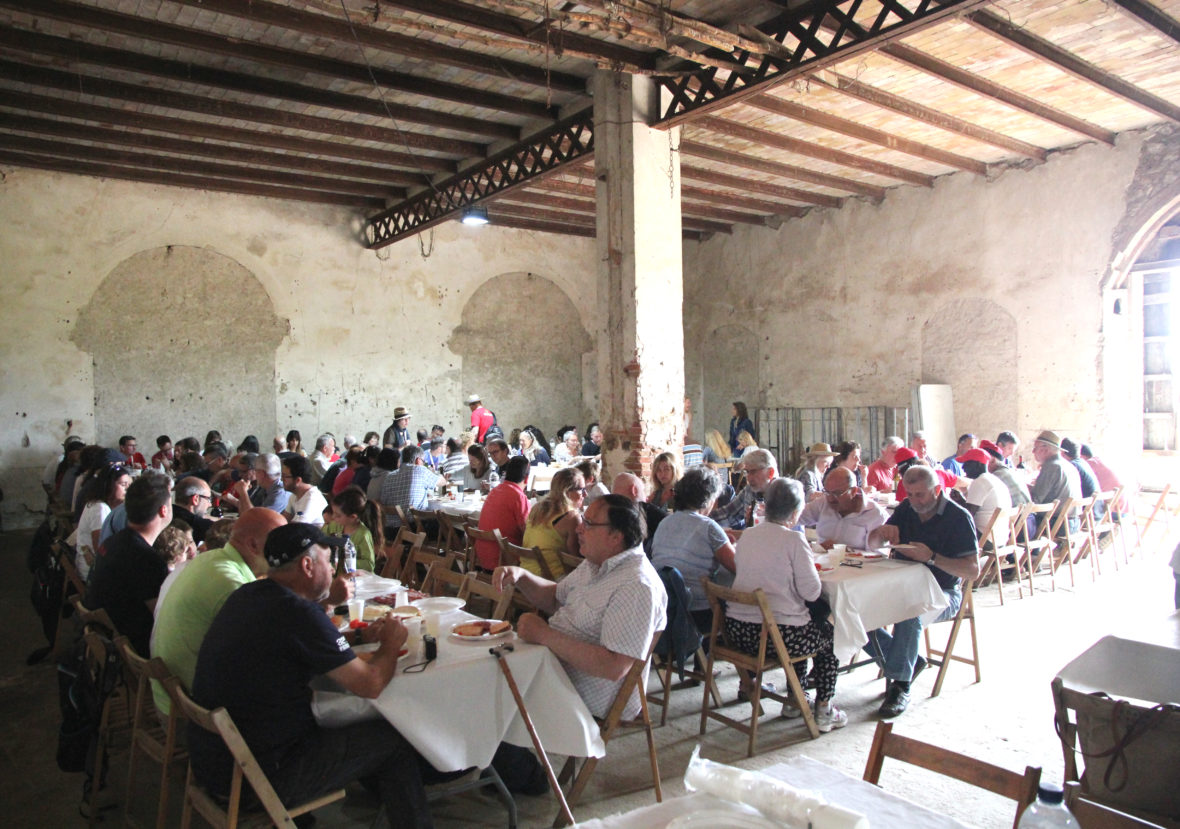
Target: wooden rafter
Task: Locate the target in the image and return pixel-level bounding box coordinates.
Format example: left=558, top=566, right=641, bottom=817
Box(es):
left=0, top=89, right=451, bottom=176
left=681, top=164, right=842, bottom=209
left=0, top=27, right=518, bottom=142
left=965, top=9, right=1180, bottom=124
left=747, top=94, right=989, bottom=175
left=695, top=115, right=933, bottom=187
left=807, top=69, right=1047, bottom=161
left=375, top=0, right=656, bottom=70
left=483, top=212, right=597, bottom=237
left=531, top=174, right=808, bottom=218
left=0, top=149, right=382, bottom=208
left=0, top=112, right=416, bottom=192
left=164, top=0, right=584, bottom=92
left=879, top=43, right=1117, bottom=144
left=680, top=139, right=886, bottom=200
left=1106, top=0, right=1180, bottom=47
left=0, top=59, right=484, bottom=158
left=0, top=132, right=403, bottom=199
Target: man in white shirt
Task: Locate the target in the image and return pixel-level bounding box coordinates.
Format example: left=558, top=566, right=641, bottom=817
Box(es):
left=797, top=466, right=887, bottom=549
left=310, top=434, right=337, bottom=484
left=959, top=447, right=1013, bottom=544
left=493, top=495, right=667, bottom=718
left=281, top=455, right=328, bottom=525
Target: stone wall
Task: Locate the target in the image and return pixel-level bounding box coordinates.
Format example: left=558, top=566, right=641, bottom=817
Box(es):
left=0, top=168, right=595, bottom=526
left=683, top=129, right=1169, bottom=468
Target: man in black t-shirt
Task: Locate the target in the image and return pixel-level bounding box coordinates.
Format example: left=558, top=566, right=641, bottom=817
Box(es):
left=867, top=465, right=981, bottom=718
left=189, top=524, right=436, bottom=828
left=88, top=473, right=173, bottom=655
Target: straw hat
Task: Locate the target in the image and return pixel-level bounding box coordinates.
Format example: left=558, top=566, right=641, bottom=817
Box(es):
left=805, top=442, right=836, bottom=458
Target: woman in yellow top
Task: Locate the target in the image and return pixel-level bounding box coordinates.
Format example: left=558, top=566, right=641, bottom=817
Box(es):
left=324, top=485, right=383, bottom=573
left=521, top=468, right=585, bottom=579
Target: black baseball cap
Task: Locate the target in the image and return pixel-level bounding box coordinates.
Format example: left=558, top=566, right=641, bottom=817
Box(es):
left=264, top=523, right=344, bottom=568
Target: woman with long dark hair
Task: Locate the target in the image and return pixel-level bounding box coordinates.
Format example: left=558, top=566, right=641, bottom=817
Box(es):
left=729, top=402, right=754, bottom=454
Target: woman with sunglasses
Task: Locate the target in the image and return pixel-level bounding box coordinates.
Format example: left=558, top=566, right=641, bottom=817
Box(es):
left=75, top=464, right=132, bottom=580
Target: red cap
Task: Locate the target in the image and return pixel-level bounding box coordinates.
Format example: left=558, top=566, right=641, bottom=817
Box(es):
left=956, top=448, right=992, bottom=465
left=893, top=447, right=917, bottom=463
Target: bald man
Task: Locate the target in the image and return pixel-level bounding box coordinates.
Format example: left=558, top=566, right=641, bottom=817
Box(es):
left=611, top=472, right=667, bottom=555
left=151, top=509, right=287, bottom=714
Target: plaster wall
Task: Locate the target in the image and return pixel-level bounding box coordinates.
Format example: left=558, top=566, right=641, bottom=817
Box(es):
left=0, top=167, right=595, bottom=526
left=684, top=133, right=1151, bottom=462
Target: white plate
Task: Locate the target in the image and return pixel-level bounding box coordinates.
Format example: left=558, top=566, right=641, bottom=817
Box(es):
left=411, top=596, right=466, bottom=613
left=449, top=620, right=513, bottom=641
left=665, top=809, right=777, bottom=829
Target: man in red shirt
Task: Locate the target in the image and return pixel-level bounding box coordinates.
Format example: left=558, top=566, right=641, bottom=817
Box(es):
left=866, top=436, right=903, bottom=492
left=474, top=456, right=530, bottom=571
left=466, top=393, right=495, bottom=443
left=119, top=435, right=147, bottom=471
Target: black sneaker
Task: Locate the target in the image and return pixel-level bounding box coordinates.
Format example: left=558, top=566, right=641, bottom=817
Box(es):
left=879, top=680, right=911, bottom=718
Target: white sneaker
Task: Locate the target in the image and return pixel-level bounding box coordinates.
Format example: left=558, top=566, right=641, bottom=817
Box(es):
left=814, top=702, right=848, bottom=732
left=780, top=693, right=813, bottom=719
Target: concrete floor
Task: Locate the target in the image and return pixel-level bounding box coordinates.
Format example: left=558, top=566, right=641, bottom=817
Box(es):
left=2, top=525, right=1175, bottom=828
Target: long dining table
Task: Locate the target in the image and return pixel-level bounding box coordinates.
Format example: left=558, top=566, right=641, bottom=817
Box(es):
left=311, top=608, right=605, bottom=773
left=816, top=554, right=949, bottom=666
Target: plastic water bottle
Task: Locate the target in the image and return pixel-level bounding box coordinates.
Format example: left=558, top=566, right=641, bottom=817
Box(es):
left=1018, top=784, right=1077, bottom=827
left=342, top=533, right=357, bottom=575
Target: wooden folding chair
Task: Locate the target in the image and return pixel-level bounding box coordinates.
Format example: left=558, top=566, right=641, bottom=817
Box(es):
left=922, top=579, right=980, bottom=697
left=399, top=548, right=458, bottom=590
left=1064, top=781, right=1166, bottom=829
left=999, top=504, right=1036, bottom=600
left=166, top=678, right=346, bottom=829
left=463, top=525, right=504, bottom=573
left=1020, top=500, right=1060, bottom=590
left=379, top=527, right=426, bottom=579
left=421, top=560, right=466, bottom=598
left=59, top=542, right=88, bottom=599
left=1087, top=489, right=1121, bottom=572
left=699, top=580, right=819, bottom=755
left=502, top=541, right=555, bottom=580
left=1137, top=483, right=1172, bottom=545
left=392, top=504, right=412, bottom=532
left=457, top=574, right=514, bottom=620
left=863, top=721, right=1040, bottom=829
left=1049, top=497, right=1092, bottom=588
left=81, top=626, right=133, bottom=828
left=410, top=508, right=441, bottom=548
left=435, top=511, right=468, bottom=559
left=973, top=508, right=1003, bottom=594
left=115, top=636, right=188, bottom=829
left=984, top=506, right=1026, bottom=604
left=553, top=633, right=663, bottom=827
left=556, top=551, right=584, bottom=577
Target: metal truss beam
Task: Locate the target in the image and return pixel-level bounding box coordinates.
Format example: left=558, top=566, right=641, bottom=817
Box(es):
left=365, top=109, right=594, bottom=249
left=654, top=0, right=991, bottom=127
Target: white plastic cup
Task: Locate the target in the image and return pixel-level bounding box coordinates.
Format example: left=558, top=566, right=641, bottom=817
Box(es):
left=348, top=599, right=365, bottom=623
left=394, top=588, right=409, bottom=607
left=423, top=610, right=442, bottom=638
left=829, top=549, right=846, bottom=567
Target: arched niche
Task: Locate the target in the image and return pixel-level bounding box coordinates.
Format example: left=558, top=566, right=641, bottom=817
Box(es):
left=698, top=324, right=760, bottom=439
left=448, top=272, right=592, bottom=435
left=921, top=298, right=1017, bottom=440
left=73, top=246, right=287, bottom=446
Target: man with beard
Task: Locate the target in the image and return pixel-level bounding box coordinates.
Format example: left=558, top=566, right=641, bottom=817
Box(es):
left=866, top=465, right=980, bottom=718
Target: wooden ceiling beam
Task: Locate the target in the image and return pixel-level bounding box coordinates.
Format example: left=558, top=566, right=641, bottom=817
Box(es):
left=487, top=201, right=595, bottom=227
left=0, top=111, right=415, bottom=193
left=682, top=185, right=806, bottom=218
left=680, top=202, right=771, bottom=226
left=0, top=26, right=517, bottom=142
left=679, top=139, right=886, bottom=200
left=162, top=0, right=584, bottom=92
left=0, top=0, right=554, bottom=120
left=481, top=213, right=597, bottom=238
left=965, top=9, right=1180, bottom=125
left=748, top=93, right=988, bottom=175
left=495, top=190, right=595, bottom=214
left=0, top=149, right=382, bottom=208
left=1109, top=0, right=1180, bottom=45
left=681, top=164, right=841, bottom=209
left=376, top=0, right=656, bottom=70
left=695, top=115, right=932, bottom=187
left=880, top=42, right=1117, bottom=145
left=807, top=69, right=1047, bottom=161
left=0, top=59, right=483, bottom=158
left=0, top=89, right=452, bottom=176
left=529, top=177, right=597, bottom=198
left=0, top=133, right=403, bottom=200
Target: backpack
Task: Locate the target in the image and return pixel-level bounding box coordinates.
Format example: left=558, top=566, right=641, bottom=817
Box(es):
left=56, top=629, right=122, bottom=774
left=484, top=411, right=504, bottom=442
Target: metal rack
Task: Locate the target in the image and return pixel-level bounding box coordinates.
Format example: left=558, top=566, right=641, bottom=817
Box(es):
left=753, top=406, right=910, bottom=474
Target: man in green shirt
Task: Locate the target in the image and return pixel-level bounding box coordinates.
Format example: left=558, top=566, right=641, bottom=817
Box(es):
left=150, top=509, right=286, bottom=714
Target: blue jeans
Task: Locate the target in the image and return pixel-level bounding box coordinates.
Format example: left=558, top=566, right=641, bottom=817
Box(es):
left=866, top=587, right=962, bottom=683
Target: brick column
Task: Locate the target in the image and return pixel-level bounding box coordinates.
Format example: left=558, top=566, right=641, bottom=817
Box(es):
left=593, top=70, right=685, bottom=482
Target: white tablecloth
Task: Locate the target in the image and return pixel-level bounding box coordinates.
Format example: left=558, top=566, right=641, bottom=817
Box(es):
left=574, top=756, right=970, bottom=828
left=428, top=498, right=483, bottom=522
left=312, top=611, right=605, bottom=771
left=819, top=559, right=948, bottom=665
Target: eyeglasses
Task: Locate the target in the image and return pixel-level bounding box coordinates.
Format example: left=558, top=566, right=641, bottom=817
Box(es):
left=824, top=486, right=852, bottom=499
left=196, top=493, right=213, bottom=502
left=582, top=519, right=611, bottom=528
